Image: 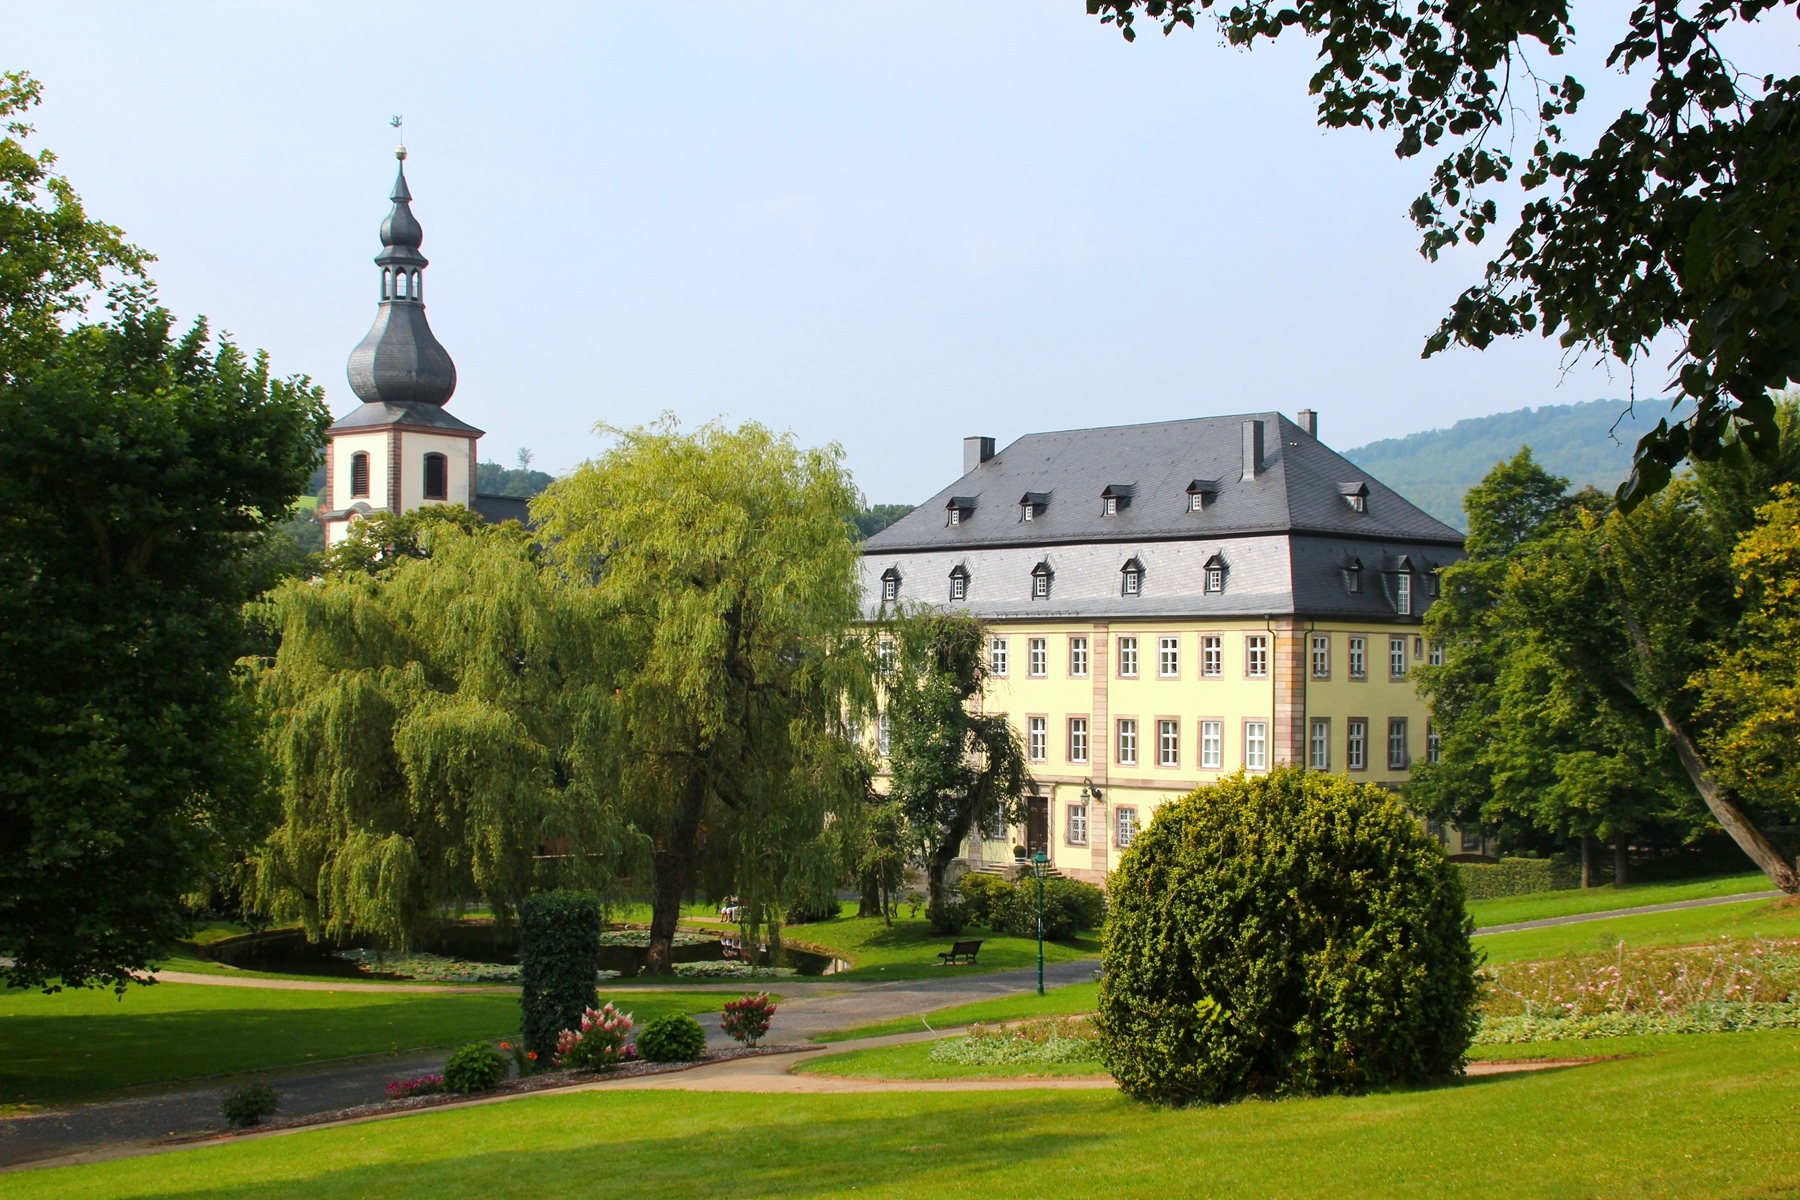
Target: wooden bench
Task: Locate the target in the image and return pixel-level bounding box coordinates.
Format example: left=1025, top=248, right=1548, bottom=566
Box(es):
left=936, top=939, right=983, bottom=966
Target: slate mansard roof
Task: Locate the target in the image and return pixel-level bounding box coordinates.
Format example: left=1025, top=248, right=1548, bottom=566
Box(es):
left=861, top=412, right=1465, bottom=621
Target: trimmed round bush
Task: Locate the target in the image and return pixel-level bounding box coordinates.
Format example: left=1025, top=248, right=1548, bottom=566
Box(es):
left=219, top=1083, right=280, bottom=1129
left=1097, top=767, right=1478, bottom=1106
left=442, top=1041, right=509, bottom=1093
left=636, top=1013, right=707, bottom=1062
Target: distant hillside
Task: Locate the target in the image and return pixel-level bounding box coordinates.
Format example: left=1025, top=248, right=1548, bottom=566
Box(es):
left=1343, top=399, right=1689, bottom=529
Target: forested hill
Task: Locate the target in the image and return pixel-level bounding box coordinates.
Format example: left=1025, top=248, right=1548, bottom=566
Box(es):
left=1343, top=398, right=1688, bottom=530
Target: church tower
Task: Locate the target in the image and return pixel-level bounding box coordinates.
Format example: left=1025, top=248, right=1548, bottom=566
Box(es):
left=320, top=143, right=483, bottom=547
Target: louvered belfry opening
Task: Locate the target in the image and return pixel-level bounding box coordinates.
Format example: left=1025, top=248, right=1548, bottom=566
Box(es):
left=423, top=452, right=448, bottom=500
left=350, top=451, right=371, bottom=498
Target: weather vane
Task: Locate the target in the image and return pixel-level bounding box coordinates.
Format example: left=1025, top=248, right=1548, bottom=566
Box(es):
left=391, top=114, right=406, bottom=161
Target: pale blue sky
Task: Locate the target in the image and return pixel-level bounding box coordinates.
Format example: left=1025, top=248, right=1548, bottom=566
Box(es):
left=11, top=3, right=1796, bottom=502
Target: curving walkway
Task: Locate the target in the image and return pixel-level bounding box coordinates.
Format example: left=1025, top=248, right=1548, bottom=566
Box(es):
left=0, top=960, right=1097, bottom=1171
left=1474, top=891, right=1781, bottom=935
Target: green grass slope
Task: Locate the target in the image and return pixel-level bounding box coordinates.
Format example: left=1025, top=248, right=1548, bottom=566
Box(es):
left=17, top=1032, right=1799, bottom=1198
left=1343, top=398, right=1690, bottom=529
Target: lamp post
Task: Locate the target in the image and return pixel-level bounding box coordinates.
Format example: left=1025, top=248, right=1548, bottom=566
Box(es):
left=1030, top=850, right=1050, bottom=996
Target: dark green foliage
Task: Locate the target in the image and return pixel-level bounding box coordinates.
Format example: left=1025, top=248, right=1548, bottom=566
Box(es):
left=476, top=460, right=554, bottom=499
left=957, top=874, right=1106, bottom=942
left=519, top=892, right=600, bottom=1059
left=1090, top=2, right=1800, bottom=503
left=636, top=1013, right=707, bottom=1062
left=1456, top=858, right=1585, bottom=899
left=218, top=1084, right=280, bottom=1129
left=852, top=504, right=912, bottom=540
left=783, top=896, right=841, bottom=925
left=0, top=76, right=328, bottom=992
left=442, top=1042, right=508, bottom=1094
left=926, top=901, right=967, bottom=935
left=1097, top=768, right=1478, bottom=1107
left=954, top=872, right=1010, bottom=928
left=1344, top=400, right=1692, bottom=529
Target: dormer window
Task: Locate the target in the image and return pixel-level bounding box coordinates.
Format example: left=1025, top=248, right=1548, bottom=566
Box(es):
left=1203, top=552, right=1228, bottom=594
left=880, top=567, right=902, bottom=603
left=1343, top=554, right=1363, bottom=595
left=1186, top=479, right=1218, bottom=513
left=1030, top=560, right=1053, bottom=599
left=1339, top=481, right=1369, bottom=513
left=1019, top=491, right=1049, bottom=522
left=949, top=564, right=969, bottom=602
left=1425, top=566, right=1440, bottom=598
left=1103, top=496, right=1117, bottom=517
left=1120, top=556, right=1145, bottom=597
left=1100, top=484, right=1134, bottom=517
left=1396, top=572, right=1413, bottom=616
left=945, top=496, right=977, bottom=526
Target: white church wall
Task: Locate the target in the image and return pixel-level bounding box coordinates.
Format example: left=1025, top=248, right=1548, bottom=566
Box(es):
left=399, top=432, right=477, bottom=511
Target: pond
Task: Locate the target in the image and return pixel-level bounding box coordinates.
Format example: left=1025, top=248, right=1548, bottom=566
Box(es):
left=202, top=922, right=848, bottom=979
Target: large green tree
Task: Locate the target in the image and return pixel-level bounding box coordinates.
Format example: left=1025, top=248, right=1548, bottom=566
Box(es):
left=878, top=609, right=1032, bottom=923
left=1414, top=409, right=1800, bottom=891
left=1090, top=0, right=1800, bottom=503
left=248, top=508, right=619, bottom=947
left=534, top=419, right=869, bottom=973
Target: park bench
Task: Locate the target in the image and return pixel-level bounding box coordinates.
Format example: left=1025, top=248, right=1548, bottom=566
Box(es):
left=936, top=939, right=983, bottom=966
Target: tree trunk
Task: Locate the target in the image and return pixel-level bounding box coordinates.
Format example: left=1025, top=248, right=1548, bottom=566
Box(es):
left=1612, top=831, right=1629, bottom=887
left=1581, top=834, right=1593, bottom=889
left=858, top=875, right=881, bottom=919
left=1655, top=707, right=1800, bottom=893
left=1613, top=586, right=1800, bottom=894
left=645, top=775, right=709, bottom=974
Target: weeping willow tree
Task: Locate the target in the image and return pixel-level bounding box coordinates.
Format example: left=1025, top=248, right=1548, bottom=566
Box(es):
left=534, top=418, right=871, bottom=973
left=248, top=508, right=623, bottom=947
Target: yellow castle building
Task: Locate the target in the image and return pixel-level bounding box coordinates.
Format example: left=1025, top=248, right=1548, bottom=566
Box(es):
left=861, top=411, right=1466, bottom=885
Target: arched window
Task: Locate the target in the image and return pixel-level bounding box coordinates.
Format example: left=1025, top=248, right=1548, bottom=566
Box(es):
left=423, top=452, right=448, bottom=501
left=397, top=271, right=410, bottom=299
left=411, top=270, right=421, bottom=300
left=382, top=268, right=392, bottom=300
left=350, top=451, right=370, bottom=498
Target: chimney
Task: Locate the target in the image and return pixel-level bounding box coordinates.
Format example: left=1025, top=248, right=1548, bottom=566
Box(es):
left=1241, top=419, right=1264, bottom=482
left=1296, top=408, right=1318, bottom=438
left=963, top=436, right=996, bottom=475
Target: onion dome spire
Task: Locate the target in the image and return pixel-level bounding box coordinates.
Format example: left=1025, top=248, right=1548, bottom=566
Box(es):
left=345, top=142, right=458, bottom=407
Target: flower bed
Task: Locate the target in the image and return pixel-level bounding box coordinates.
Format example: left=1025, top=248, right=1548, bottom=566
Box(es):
left=672, top=962, right=797, bottom=980
left=1473, top=936, right=1800, bottom=1043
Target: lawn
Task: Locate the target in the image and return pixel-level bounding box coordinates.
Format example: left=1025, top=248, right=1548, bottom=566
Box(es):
left=1473, top=894, right=1800, bottom=964
left=772, top=915, right=1100, bottom=981
left=792, top=1037, right=1105, bottom=1080
left=814, top=981, right=1100, bottom=1042
left=13, top=1030, right=1798, bottom=1198
left=0, top=983, right=724, bottom=1111
left=1466, top=872, right=1773, bottom=928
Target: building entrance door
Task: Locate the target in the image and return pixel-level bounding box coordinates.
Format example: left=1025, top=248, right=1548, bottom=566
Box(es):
left=1026, top=797, right=1049, bottom=857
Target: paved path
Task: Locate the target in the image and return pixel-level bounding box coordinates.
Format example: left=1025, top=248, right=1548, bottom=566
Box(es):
left=1475, top=891, right=1781, bottom=935
left=0, top=960, right=1097, bottom=1170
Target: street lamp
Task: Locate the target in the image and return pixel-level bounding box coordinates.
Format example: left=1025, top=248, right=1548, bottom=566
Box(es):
left=1030, top=850, right=1051, bottom=996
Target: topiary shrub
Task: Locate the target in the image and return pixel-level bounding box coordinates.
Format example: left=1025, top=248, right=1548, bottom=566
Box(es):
left=219, top=1084, right=280, bottom=1129
left=519, top=890, right=601, bottom=1059
left=443, top=1041, right=509, bottom=1093
left=637, top=1013, right=708, bottom=1062
left=1097, top=767, right=1478, bottom=1106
